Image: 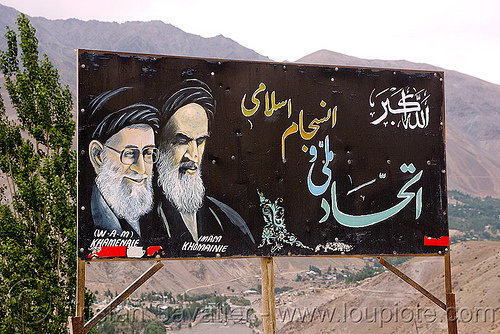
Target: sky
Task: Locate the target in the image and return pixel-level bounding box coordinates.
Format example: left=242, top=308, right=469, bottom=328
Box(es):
left=2, top=0, right=500, bottom=85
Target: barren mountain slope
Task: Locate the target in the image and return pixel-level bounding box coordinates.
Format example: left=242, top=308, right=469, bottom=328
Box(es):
left=85, top=257, right=368, bottom=297
left=0, top=4, right=269, bottom=91
left=446, top=123, right=500, bottom=197
left=278, top=241, right=500, bottom=334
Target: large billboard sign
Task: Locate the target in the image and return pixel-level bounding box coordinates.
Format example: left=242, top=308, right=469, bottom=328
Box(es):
left=77, top=50, right=448, bottom=260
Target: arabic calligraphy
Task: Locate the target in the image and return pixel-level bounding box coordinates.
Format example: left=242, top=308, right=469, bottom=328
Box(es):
left=369, top=87, right=430, bottom=130
left=330, top=170, right=423, bottom=228
left=282, top=104, right=337, bottom=161
left=241, top=82, right=290, bottom=117
left=312, top=156, right=423, bottom=227
left=240, top=83, right=426, bottom=230
left=241, top=83, right=337, bottom=161
left=307, top=135, right=335, bottom=196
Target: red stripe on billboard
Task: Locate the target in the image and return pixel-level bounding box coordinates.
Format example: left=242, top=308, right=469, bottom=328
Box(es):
left=424, top=236, right=449, bottom=246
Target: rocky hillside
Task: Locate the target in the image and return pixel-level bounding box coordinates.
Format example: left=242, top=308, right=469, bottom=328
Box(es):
left=87, top=242, right=500, bottom=334
left=85, top=256, right=368, bottom=298
left=0, top=3, right=269, bottom=92
left=278, top=241, right=500, bottom=334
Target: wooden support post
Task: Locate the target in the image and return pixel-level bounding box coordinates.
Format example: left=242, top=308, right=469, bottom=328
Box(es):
left=69, top=260, right=163, bottom=334
left=76, top=259, right=86, bottom=317
left=444, top=251, right=458, bottom=334
left=68, top=316, right=84, bottom=334
left=267, top=258, right=276, bottom=334
left=261, top=257, right=276, bottom=334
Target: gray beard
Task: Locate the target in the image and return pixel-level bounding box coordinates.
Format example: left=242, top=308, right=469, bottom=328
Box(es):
left=96, top=153, right=154, bottom=223
left=156, top=149, right=204, bottom=214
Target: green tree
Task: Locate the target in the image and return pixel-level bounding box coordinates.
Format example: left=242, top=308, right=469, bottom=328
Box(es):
left=309, top=265, right=322, bottom=275
left=0, top=14, right=76, bottom=333
left=95, top=319, right=116, bottom=334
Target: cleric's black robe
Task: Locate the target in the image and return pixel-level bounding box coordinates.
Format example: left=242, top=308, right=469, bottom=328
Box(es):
left=154, top=186, right=256, bottom=258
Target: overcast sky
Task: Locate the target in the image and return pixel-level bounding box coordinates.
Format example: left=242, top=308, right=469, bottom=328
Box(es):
left=2, top=0, right=499, bottom=85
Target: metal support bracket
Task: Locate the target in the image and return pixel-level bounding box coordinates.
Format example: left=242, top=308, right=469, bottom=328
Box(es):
left=378, top=253, right=458, bottom=334
left=378, top=257, right=445, bottom=309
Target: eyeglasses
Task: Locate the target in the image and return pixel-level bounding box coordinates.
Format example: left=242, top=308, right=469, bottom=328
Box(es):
left=105, top=145, right=159, bottom=165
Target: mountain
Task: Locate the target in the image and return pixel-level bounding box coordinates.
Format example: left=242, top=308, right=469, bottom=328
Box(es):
left=85, top=256, right=367, bottom=298
left=0, top=3, right=269, bottom=91
left=1, top=5, right=498, bottom=199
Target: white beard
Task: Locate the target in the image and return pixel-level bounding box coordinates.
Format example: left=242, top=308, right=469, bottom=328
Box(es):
left=96, top=153, right=154, bottom=223
left=156, top=149, right=204, bottom=214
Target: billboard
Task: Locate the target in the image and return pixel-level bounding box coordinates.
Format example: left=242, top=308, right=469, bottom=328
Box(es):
left=77, top=50, right=448, bottom=260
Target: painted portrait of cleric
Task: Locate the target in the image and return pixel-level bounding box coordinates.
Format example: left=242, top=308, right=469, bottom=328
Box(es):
left=154, top=79, right=255, bottom=254
left=88, top=96, right=161, bottom=240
